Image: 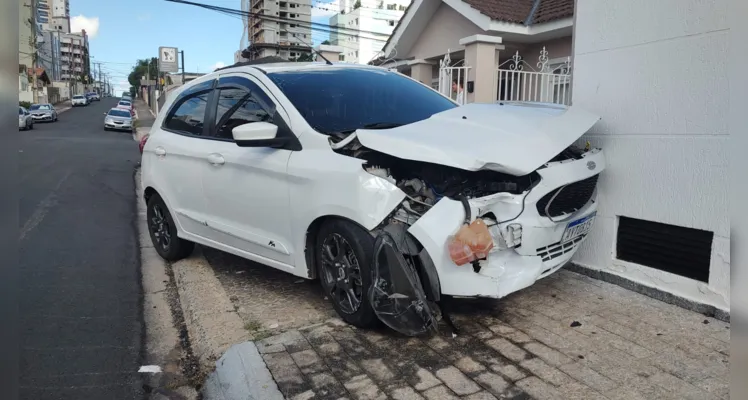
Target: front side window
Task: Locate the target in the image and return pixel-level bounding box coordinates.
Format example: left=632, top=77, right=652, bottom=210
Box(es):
left=212, top=78, right=276, bottom=140
left=19, top=108, right=24, bottom=115
left=164, top=91, right=210, bottom=136
left=267, top=68, right=456, bottom=134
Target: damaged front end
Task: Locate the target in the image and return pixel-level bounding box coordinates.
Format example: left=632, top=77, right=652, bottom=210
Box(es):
left=333, top=103, right=606, bottom=336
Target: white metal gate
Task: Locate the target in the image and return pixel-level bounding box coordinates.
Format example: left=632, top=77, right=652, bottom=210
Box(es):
left=497, top=47, right=572, bottom=105
left=437, top=51, right=470, bottom=104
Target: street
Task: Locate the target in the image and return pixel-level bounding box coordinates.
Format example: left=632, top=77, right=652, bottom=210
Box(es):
left=19, top=98, right=144, bottom=399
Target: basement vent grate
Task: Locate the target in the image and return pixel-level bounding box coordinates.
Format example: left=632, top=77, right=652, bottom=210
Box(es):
left=616, top=216, right=713, bottom=283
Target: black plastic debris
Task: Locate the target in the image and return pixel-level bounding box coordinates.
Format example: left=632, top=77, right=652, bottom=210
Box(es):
left=369, top=231, right=438, bottom=337
left=703, top=319, right=710, bottom=324
left=570, top=321, right=582, bottom=327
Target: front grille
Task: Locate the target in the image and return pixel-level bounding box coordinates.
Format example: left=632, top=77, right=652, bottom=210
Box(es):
left=536, top=174, right=599, bottom=218
left=536, top=234, right=586, bottom=262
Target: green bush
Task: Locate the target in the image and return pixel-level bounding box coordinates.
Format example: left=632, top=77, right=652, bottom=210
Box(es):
left=19, top=101, right=31, bottom=109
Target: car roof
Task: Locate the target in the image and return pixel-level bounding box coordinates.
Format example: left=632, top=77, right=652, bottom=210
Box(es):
left=210, top=61, right=387, bottom=75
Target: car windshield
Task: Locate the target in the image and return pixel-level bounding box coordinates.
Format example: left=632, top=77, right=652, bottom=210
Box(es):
left=266, top=68, right=457, bottom=134
left=108, top=109, right=131, bottom=118
left=73, top=95, right=84, bottom=99
left=30, top=104, right=51, bottom=110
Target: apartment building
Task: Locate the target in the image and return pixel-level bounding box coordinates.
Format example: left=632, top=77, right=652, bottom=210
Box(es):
left=50, top=0, right=71, bottom=32
left=239, top=0, right=314, bottom=61
left=59, top=30, right=91, bottom=89
left=329, top=0, right=410, bottom=64
left=38, top=30, right=62, bottom=81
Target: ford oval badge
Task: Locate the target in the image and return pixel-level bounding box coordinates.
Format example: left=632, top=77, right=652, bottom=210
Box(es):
left=587, top=161, right=596, bottom=170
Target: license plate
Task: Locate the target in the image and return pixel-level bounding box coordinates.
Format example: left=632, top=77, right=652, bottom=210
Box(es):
left=561, top=212, right=596, bottom=243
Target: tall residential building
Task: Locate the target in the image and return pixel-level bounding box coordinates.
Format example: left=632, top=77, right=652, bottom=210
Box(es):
left=240, top=0, right=314, bottom=61
left=49, top=0, right=71, bottom=32
left=38, top=30, right=62, bottom=81
left=59, top=30, right=90, bottom=85
left=329, top=0, right=409, bottom=64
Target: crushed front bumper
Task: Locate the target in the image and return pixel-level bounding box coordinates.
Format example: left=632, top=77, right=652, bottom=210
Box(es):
left=407, top=149, right=605, bottom=299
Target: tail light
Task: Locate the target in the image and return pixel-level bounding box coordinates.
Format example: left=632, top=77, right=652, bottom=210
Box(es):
left=139, top=134, right=149, bottom=154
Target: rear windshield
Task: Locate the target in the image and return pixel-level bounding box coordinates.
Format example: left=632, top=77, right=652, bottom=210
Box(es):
left=119, top=101, right=131, bottom=105
left=73, top=95, right=85, bottom=99
left=108, top=109, right=131, bottom=118
left=30, top=104, right=51, bottom=110
left=267, top=68, right=456, bottom=134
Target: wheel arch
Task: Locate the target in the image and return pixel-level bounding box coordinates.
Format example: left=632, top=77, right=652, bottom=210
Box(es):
left=302, top=213, right=442, bottom=302
left=303, top=215, right=371, bottom=280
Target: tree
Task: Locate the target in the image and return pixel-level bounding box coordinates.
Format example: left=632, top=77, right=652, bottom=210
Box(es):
left=321, top=40, right=331, bottom=45
left=354, top=0, right=361, bottom=9
left=128, top=57, right=159, bottom=91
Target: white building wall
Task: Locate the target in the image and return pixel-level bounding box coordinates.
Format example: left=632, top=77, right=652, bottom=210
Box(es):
left=571, top=0, right=730, bottom=311
left=330, top=0, right=409, bottom=64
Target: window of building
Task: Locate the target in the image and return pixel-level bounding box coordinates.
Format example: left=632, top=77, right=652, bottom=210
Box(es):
left=389, top=20, right=395, bottom=26
left=387, top=4, right=395, bottom=9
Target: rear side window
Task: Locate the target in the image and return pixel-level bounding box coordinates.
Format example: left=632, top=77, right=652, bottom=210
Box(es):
left=164, top=92, right=210, bottom=136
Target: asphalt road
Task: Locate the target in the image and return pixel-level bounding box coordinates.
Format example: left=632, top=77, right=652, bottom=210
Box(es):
left=19, top=99, right=144, bottom=399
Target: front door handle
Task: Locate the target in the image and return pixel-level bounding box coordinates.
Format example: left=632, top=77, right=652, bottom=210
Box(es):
left=207, top=153, right=225, bottom=166
left=154, top=147, right=166, bottom=156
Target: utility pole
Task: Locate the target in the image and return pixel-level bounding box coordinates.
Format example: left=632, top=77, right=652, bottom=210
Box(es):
left=30, top=0, right=39, bottom=103
left=97, top=62, right=102, bottom=94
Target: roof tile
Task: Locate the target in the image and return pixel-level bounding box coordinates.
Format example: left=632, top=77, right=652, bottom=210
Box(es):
left=460, top=0, right=574, bottom=25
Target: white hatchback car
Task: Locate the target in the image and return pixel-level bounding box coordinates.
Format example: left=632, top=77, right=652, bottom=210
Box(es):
left=141, top=62, right=605, bottom=334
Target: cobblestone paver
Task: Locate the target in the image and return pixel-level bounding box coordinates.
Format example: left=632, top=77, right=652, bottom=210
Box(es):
left=207, top=249, right=730, bottom=399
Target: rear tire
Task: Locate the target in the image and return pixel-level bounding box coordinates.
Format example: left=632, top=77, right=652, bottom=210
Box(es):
left=316, top=219, right=379, bottom=328
left=146, top=194, right=194, bottom=261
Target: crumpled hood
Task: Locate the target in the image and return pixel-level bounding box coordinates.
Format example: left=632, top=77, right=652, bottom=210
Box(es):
left=355, top=102, right=600, bottom=176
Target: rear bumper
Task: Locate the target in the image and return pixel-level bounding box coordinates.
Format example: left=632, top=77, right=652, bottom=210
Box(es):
left=407, top=149, right=606, bottom=299
left=32, top=115, right=53, bottom=121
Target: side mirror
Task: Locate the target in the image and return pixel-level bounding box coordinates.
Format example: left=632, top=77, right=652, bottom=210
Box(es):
left=103, top=112, right=108, bottom=115
left=232, top=122, right=289, bottom=148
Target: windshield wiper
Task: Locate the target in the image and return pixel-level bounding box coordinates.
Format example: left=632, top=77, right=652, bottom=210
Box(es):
left=362, top=122, right=404, bottom=129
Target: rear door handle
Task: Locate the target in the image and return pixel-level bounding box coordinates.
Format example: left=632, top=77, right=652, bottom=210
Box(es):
left=154, top=147, right=166, bottom=156
left=207, top=153, right=225, bottom=166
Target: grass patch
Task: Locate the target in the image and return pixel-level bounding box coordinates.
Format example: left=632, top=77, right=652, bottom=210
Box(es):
left=253, top=330, right=273, bottom=341
left=244, top=319, right=262, bottom=332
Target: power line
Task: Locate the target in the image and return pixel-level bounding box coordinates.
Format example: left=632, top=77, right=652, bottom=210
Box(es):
left=165, top=0, right=389, bottom=42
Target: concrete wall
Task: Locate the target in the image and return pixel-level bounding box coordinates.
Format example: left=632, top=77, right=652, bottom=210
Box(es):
left=408, top=3, right=484, bottom=60
left=571, top=0, right=730, bottom=311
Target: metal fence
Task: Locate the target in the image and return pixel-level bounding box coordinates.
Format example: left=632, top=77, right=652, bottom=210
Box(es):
left=497, top=47, right=572, bottom=105
left=437, top=51, right=470, bottom=104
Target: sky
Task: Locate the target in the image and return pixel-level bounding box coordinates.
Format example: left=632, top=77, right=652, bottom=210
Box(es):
left=70, top=0, right=338, bottom=95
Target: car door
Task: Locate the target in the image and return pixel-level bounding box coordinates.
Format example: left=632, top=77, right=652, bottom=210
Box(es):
left=199, top=73, right=297, bottom=267
left=147, top=78, right=216, bottom=240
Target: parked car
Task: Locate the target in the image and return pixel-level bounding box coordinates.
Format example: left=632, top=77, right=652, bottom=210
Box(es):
left=103, top=107, right=134, bottom=132
left=18, top=106, right=34, bottom=130
left=87, top=92, right=101, bottom=101
left=141, top=63, right=605, bottom=334
left=116, top=99, right=133, bottom=111
left=72, top=95, right=88, bottom=106
left=28, top=103, right=58, bottom=122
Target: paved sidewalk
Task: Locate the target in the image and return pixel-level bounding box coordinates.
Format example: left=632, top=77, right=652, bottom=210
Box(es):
left=134, top=99, right=155, bottom=142
left=212, top=260, right=729, bottom=400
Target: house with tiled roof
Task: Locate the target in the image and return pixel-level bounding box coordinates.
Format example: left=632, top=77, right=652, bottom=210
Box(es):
left=372, top=0, right=575, bottom=104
